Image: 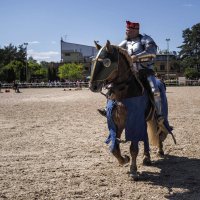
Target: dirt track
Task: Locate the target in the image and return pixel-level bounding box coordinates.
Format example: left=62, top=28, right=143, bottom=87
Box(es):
left=0, top=87, right=200, bottom=200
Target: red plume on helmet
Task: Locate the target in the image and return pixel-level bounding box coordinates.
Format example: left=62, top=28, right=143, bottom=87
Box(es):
left=126, top=21, right=140, bottom=29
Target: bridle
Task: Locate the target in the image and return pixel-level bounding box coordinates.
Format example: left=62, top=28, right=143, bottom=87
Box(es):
left=93, top=46, right=133, bottom=95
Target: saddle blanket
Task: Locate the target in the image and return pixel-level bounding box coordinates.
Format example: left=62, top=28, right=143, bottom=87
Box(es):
left=105, top=80, right=172, bottom=152
left=105, top=92, right=149, bottom=152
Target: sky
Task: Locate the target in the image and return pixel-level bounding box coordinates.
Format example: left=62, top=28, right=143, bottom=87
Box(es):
left=0, top=0, right=200, bottom=62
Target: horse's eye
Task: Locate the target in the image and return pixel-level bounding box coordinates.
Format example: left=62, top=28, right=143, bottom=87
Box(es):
left=103, top=58, right=111, bottom=68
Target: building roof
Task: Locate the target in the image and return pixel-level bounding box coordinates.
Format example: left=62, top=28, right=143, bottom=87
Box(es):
left=61, top=40, right=98, bottom=57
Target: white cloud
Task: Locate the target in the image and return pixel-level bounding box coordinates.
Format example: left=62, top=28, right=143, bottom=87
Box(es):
left=183, top=3, right=193, bottom=7
left=27, top=41, right=40, bottom=45
left=27, top=49, right=60, bottom=62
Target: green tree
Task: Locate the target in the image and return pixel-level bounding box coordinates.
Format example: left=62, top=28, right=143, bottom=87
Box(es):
left=40, top=61, right=49, bottom=81
left=48, top=64, right=58, bottom=81
left=10, top=60, right=24, bottom=81
left=40, top=61, right=49, bottom=69
left=184, top=67, right=200, bottom=79
left=28, top=60, right=40, bottom=81
left=16, top=45, right=26, bottom=63
left=1, top=64, right=15, bottom=82
left=58, top=63, right=83, bottom=80
left=179, top=23, right=200, bottom=73
left=26, top=58, right=47, bottom=81
left=0, top=44, right=26, bottom=82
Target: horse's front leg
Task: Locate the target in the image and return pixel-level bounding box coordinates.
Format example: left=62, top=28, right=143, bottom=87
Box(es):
left=112, top=129, right=130, bottom=165
left=112, top=103, right=129, bottom=165
left=130, top=141, right=139, bottom=180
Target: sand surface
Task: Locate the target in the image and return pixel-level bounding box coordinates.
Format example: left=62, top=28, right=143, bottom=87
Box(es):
left=0, top=87, right=200, bottom=200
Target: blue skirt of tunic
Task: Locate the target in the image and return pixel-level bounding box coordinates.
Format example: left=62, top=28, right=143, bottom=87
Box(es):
left=105, top=92, right=149, bottom=152
left=105, top=80, right=172, bottom=152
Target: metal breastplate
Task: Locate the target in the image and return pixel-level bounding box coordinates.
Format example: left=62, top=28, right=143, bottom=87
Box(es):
left=126, top=38, right=144, bottom=56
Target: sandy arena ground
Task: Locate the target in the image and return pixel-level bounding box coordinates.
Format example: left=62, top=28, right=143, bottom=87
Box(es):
left=0, top=87, right=200, bottom=200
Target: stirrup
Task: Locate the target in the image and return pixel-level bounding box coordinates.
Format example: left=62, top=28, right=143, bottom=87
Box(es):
left=97, top=108, right=107, bottom=117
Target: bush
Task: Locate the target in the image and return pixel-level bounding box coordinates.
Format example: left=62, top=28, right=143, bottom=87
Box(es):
left=184, top=67, right=200, bottom=79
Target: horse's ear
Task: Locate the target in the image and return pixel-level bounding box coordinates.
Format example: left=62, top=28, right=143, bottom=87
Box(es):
left=106, top=40, right=112, bottom=52
left=94, top=40, right=102, bottom=50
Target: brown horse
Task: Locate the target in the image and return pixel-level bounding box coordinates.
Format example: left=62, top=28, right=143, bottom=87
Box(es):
left=89, top=40, right=174, bottom=180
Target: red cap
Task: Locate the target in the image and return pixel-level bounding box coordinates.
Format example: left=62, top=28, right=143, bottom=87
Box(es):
left=126, top=20, right=140, bottom=29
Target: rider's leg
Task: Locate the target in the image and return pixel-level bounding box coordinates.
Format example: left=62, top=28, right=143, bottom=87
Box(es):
left=147, top=75, right=173, bottom=141
left=147, top=75, right=163, bottom=118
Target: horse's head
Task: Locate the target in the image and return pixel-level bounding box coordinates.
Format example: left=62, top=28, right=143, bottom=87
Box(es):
left=89, top=40, right=132, bottom=92
left=89, top=40, right=119, bottom=92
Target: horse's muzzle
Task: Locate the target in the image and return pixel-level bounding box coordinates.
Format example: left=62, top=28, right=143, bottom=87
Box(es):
left=89, top=81, right=103, bottom=92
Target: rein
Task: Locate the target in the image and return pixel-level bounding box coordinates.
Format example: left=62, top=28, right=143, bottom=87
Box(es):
left=100, top=73, right=133, bottom=98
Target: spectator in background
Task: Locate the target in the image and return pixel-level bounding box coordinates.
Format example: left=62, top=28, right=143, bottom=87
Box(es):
left=12, top=80, right=19, bottom=93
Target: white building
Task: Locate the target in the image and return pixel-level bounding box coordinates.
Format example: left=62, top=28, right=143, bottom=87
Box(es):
left=61, top=39, right=97, bottom=63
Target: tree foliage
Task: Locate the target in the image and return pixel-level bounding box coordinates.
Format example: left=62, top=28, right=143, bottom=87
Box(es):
left=0, top=44, right=26, bottom=66
left=58, top=63, right=83, bottom=80
left=0, top=44, right=27, bottom=82
left=0, top=45, right=50, bottom=82
left=48, top=65, right=58, bottom=81
left=184, top=67, right=200, bottom=79
left=179, top=23, right=200, bottom=73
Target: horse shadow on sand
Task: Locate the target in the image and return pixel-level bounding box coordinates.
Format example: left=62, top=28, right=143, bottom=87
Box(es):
left=138, top=155, right=200, bottom=199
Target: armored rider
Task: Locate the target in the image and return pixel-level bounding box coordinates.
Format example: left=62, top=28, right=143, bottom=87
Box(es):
left=98, top=20, right=164, bottom=122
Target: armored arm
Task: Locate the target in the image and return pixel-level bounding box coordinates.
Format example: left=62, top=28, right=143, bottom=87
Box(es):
left=118, top=40, right=127, bottom=49
left=136, top=34, right=157, bottom=58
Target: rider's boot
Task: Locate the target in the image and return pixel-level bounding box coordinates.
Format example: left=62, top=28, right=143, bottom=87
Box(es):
left=97, top=107, right=107, bottom=117
left=154, top=93, right=169, bottom=140
left=97, top=88, right=112, bottom=117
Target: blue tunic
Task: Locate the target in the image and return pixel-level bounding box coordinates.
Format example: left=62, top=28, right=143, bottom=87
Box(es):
left=105, top=79, right=172, bottom=152
left=105, top=92, right=149, bottom=152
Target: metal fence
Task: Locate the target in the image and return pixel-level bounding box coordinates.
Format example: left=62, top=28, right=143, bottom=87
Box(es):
left=1, top=79, right=200, bottom=89
left=165, top=79, right=200, bottom=86
left=1, top=82, right=90, bottom=89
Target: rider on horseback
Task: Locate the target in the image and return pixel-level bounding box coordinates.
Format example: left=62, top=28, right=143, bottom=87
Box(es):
left=98, top=20, right=173, bottom=137
left=98, top=21, right=176, bottom=143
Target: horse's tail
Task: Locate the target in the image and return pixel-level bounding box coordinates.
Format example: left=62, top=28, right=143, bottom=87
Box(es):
left=147, top=116, right=159, bottom=147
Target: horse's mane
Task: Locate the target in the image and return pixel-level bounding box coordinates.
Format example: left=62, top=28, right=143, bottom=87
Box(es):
left=113, top=45, right=132, bottom=67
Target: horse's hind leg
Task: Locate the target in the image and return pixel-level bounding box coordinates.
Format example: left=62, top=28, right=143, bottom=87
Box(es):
left=157, top=135, right=164, bottom=157
left=143, top=135, right=151, bottom=166
left=130, top=141, right=139, bottom=180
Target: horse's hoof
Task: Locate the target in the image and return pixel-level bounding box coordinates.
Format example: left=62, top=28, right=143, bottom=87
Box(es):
left=130, top=171, right=139, bottom=181
left=119, top=155, right=130, bottom=166
left=157, top=150, right=164, bottom=158
left=123, top=155, right=130, bottom=164
left=143, top=156, right=152, bottom=166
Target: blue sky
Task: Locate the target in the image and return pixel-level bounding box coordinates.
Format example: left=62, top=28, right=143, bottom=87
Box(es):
left=0, top=0, right=199, bottom=62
